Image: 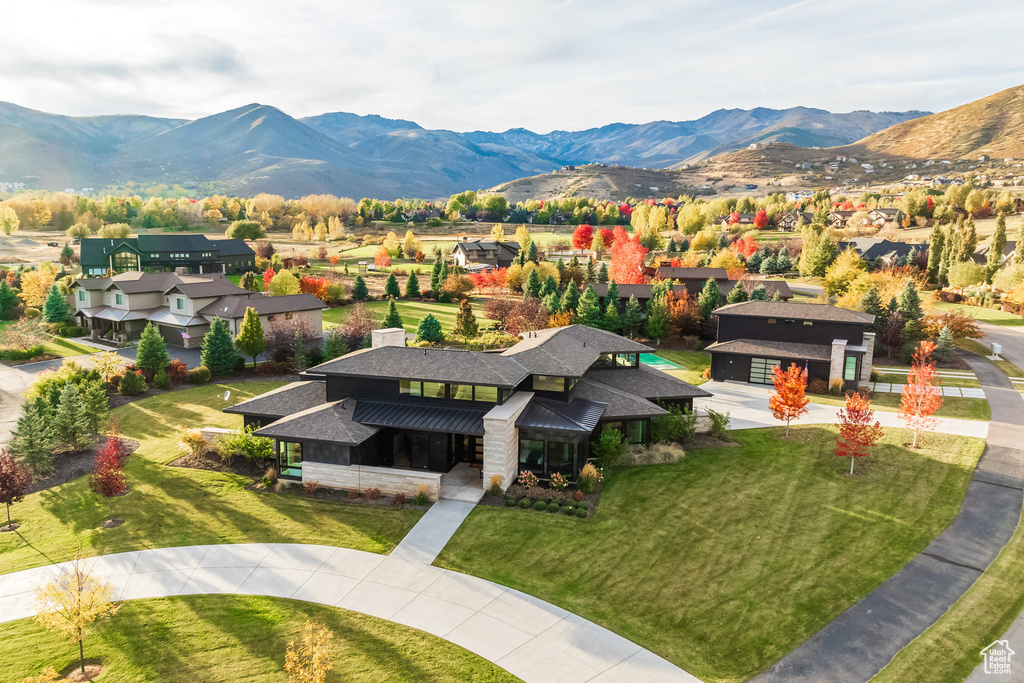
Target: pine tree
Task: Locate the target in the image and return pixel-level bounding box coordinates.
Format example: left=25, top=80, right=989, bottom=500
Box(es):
left=597, top=262, right=609, bottom=283
left=43, top=284, right=72, bottom=324
left=698, top=278, right=723, bottom=336
left=726, top=283, right=749, bottom=303
left=604, top=280, right=620, bottom=313
left=602, top=298, right=621, bottom=333
left=542, top=291, right=562, bottom=314
left=524, top=268, right=542, bottom=299
left=563, top=280, right=581, bottom=313
left=135, top=322, right=169, bottom=375
left=526, top=241, right=539, bottom=264
left=234, top=307, right=266, bottom=367
left=0, top=280, right=17, bottom=319
left=352, top=275, right=369, bottom=301
left=384, top=273, right=401, bottom=298
left=9, top=397, right=54, bottom=475
left=750, top=284, right=768, bottom=301
left=430, top=257, right=443, bottom=292
left=201, top=318, right=237, bottom=376
left=453, top=299, right=479, bottom=341
left=555, top=258, right=567, bottom=288
left=404, top=272, right=421, bottom=298
left=859, top=287, right=885, bottom=330
left=926, top=224, right=944, bottom=284
left=622, top=295, right=643, bottom=337
left=289, top=329, right=309, bottom=372
left=81, top=380, right=109, bottom=436
left=988, top=213, right=1007, bottom=282
left=576, top=286, right=603, bottom=327
left=416, top=314, right=444, bottom=343
left=322, top=332, right=349, bottom=361
left=897, top=281, right=923, bottom=322
left=585, top=259, right=596, bottom=283
left=52, top=382, right=92, bottom=452
left=382, top=298, right=403, bottom=329
left=935, top=325, right=956, bottom=362
left=644, top=294, right=670, bottom=343
left=541, top=275, right=558, bottom=298
left=240, top=271, right=260, bottom=291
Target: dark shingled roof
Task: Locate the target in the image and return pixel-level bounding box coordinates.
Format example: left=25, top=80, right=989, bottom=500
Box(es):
left=516, top=397, right=606, bottom=434
left=198, top=293, right=326, bottom=318
left=451, top=240, right=520, bottom=255
left=254, top=399, right=378, bottom=444
left=309, top=346, right=529, bottom=387
left=587, top=366, right=711, bottom=400
left=656, top=267, right=729, bottom=281
left=592, top=279, right=793, bottom=302
left=224, top=381, right=326, bottom=418
left=352, top=400, right=488, bottom=435
left=502, top=325, right=651, bottom=377
left=71, top=271, right=229, bottom=295
left=573, top=377, right=668, bottom=419
left=80, top=235, right=253, bottom=266
left=713, top=301, right=875, bottom=324
left=705, top=339, right=834, bottom=362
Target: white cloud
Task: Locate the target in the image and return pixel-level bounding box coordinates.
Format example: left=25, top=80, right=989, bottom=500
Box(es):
left=0, top=0, right=1022, bottom=131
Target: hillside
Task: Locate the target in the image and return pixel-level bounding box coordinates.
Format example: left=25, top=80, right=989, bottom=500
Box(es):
left=856, top=84, right=1024, bottom=159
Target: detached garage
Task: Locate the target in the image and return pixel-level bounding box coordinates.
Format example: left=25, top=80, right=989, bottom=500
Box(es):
left=707, top=340, right=833, bottom=385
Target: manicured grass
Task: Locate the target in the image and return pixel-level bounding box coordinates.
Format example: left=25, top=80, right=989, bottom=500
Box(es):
left=0, top=382, right=421, bottom=575
left=654, top=349, right=710, bottom=385
left=0, top=595, right=518, bottom=683
left=323, top=298, right=488, bottom=335
left=934, top=301, right=1024, bottom=327
left=958, top=338, right=1024, bottom=381
left=871, top=506, right=1024, bottom=683
left=873, top=372, right=981, bottom=388
left=437, top=427, right=985, bottom=682
left=806, top=392, right=991, bottom=421
left=40, top=335, right=96, bottom=358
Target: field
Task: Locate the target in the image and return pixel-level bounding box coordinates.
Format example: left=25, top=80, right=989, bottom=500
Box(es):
left=933, top=300, right=1024, bottom=327
left=323, top=298, right=489, bottom=334
left=806, top=392, right=991, bottom=421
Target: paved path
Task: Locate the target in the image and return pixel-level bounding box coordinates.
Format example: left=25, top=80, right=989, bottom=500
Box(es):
left=0, top=543, right=698, bottom=683
left=390, top=500, right=477, bottom=564
left=754, top=355, right=1024, bottom=683
left=694, top=380, right=989, bottom=439
left=0, top=361, right=30, bottom=447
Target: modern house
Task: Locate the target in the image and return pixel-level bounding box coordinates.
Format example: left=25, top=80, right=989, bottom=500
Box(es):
left=71, top=271, right=325, bottom=347
left=80, top=235, right=256, bottom=276
left=449, top=238, right=521, bottom=269
left=972, top=241, right=1017, bottom=270
left=225, top=325, right=711, bottom=499
left=706, top=301, right=875, bottom=389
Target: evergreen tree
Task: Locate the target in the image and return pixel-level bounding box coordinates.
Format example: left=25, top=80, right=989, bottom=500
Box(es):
left=416, top=314, right=444, bottom=343
left=555, top=258, right=567, bottom=288
left=9, top=398, right=54, bottom=475
left=404, top=272, right=421, bottom=298
left=667, top=239, right=676, bottom=254
left=201, top=318, right=237, bottom=376
left=52, top=382, right=92, bottom=452
left=438, top=260, right=450, bottom=287
left=382, top=298, right=403, bottom=329
left=60, top=243, right=74, bottom=262
left=352, top=275, right=369, bottom=301
left=322, top=332, right=349, bottom=361
left=526, top=241, right=539, bottom=264
left=135, top=322, right=169, bottom=375
left=775, top=249, right=792, bottom=273
left=524, top=268, right=542, bottom=299
left=453, top=299, right=479, bottom=341
left=597, top=262, right=609, bottom=283
left=926, top=224, right=944, bottom=284
left=563, top=280, right=581, bottom=313
left=750, top=284, right=769, bottom=301
left=240, top=271, right=260, bottom=291
left=935, top=325, right=956, bottom=362
left=859, top=286, right=885, bottom=331
left=726, top=283, right=749, bottom=304
left=622, top=295, right=643, bottom=337
left=602, top=298, right=621, bottom=333
left=759, top=255, right=777, bottom=275
left=698, top=278, right=723, bottom=336
left=82, top=380, right=109, bottom=436
left=897, top=281, right=924, bottom=322
left=798, top=227, right=821, bottom=277
left=812, top=234, right=840, bottom=277
left=644, top=294, right=670, bottom=343
left=289, top=329, right=309, bottom=372
left=585, top=259, right=596, bottom=283
left=43, top=284, right=72, bottom=324
left=234, top=307, right=266, bottom=368
left=430, top=257, right=443, bottom=292
left=604, top=279, right=620, bottom=313
left=542, top=291, right=562, bottom=314
left=988, top=213, right=1007, bottom=282
left=541, top=275, right=558, bottom=298
left=576, top=286, right=603, bottom=327
left=0, top=280, right=17, bottom=319
left=747, top=250, right=764, bottom=273
left=384, top=272, right=401, bottom=298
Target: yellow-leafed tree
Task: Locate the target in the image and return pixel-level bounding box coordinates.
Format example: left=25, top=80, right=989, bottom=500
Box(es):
left=20, top=265, right=58, bottom=308
left=284, top=620, right=336, bottom=683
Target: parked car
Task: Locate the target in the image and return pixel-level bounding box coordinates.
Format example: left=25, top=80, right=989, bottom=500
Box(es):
left=46, top=241, right=59, bottom=247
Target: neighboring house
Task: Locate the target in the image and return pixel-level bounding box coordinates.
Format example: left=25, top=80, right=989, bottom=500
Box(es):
left=706, top=301, right=875, bottom=389
left=838, top=238, right=926, bottom=266
left=719, top=213, right=756, bottom=228
left=225, top=325, right=710, bottom=499
left=867, top=207, right=907, bottom=226
left=775, top=211, right=815, bottom=231
left=80, top=235, right=255, bottom=276
left=828, top=210, right=855, bottom=228
left=449, top=238, right=521, bottom=269
left=1013, top=197, right=1024, bottom=213
left=972, top=241, right=1017, bottom=269
left=71, top=271, right=325, bottom=347
left=655, top=266, right=728, bottom=286
left=592, top=279, right=792, bottom=309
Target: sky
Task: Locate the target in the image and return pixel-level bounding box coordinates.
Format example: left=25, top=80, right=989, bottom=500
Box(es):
left=3, top=0, right=1024, bottom=133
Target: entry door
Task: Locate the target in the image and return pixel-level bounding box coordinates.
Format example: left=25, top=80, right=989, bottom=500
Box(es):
left=410, top=434, right=429, bottom=469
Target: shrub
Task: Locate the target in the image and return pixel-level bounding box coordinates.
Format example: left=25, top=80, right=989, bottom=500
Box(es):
left=505, top=496, right=517, bottom=507
left=214, top=425, right=274, bottom=467
left=24, top=307, right=41, bottom=318
left=518, top=498, right=531, bottom=509
left=364, top=487, right=381, bottom=500
left=563, top=505, right=576, bottom=515
left=347, top=490, right=360, bottom=499
left=546, top=502, right=560, bottom=513
left=651, top=403, right=698, bottom=443
left=118, top=369, right=147, bottom=396
left=188, top=366, right=211, bottom=384
left=591, top=427, right=626, bottom=468
left=572, top=489, right=585, bottom=502
left=618, top=443, right=686, bottom=466
left=0, top=345, right=44, bottom=361
left=575, top=507, right=588, bottom=518
left=167, top=359, right=188, bottom=382
left=488, top=474, right=503, bottom=497
left=414, top=483, right=429, bottom=506
left=303, top=481, right=320, bottom=496
left=828, top=378, right=844, bottom=396
left=109, top=373, right=122, bottom=392
left=575, top=500, right=588, bottom=511
left=533, top=500, right=547, bottom=511
left=394, top=492, right=406, bottom=507
left=178, top=428, right=207, bottom=456
left=549, top=472, right=567, bottom=491
left=869, top=368, right=880, bottom=382
left=58, top=325, right=88, bottom=337
left=576, top=462, right=603, bottom=494
left=263, top=466, right=278, bottom=486
left=807, top=377, right=829, bottom=395
left=516, top=470, right=538, bottom=489
left=153, top=368, right=171, bottom=389
left=256, top=360, right=293, bottom=375
left=707, top=408, right=731, bottom=440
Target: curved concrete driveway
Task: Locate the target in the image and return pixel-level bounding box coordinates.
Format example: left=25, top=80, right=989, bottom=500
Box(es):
left=0, top=543, right=698, bottom=683
left=0, top=362, right=31, bottom=447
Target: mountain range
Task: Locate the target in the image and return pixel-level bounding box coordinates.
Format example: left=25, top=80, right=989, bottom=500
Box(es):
left=0, top=101, right=928, bottom=199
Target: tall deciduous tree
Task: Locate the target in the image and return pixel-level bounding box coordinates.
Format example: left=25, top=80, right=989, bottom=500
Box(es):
left=988, top=213, right=1008, bottom=282
left=0, top=449, right=32, bottom=529
left=235, top=307, right=266, bottom=368
left=899, top=341, right=943, bottom=448
left=644, top=292, right=671, bottom=343
left=90, top=439, right=127, bottom=522
left=769, top=363, right=809, bottom=437
left=268, top=270, right=301, bottom=296
left=0, top=206, right=20, bottom=235
left=135, top=322, right=169, bottom=375
left=835, top=392, right=883, bottom=474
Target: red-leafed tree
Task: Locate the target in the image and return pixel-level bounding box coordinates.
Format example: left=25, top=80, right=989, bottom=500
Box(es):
left=769, top=363, right=809, bottom=437
left=262, top=268, right=275, bottom=291
left=0, top=450, right=32, bottom=530
left=599, top=227, right=616, bottom=249
left=618, top=203, right=633, bottom=218
left=89, top=446, right=126, bottom=523
left=731, top=234, right=758, bottom=258
left=300, top=276, right=330, bottom=302
left=609, top=226, right=648, bottom=284
left=571, top=224, right=594, bottom=251
left=104, top=419, right=133, bottom=467
left=728, top=211, right=741, bottom=226
left=835, top=392, right=884, bottom=475
left=753, top=209, right=769, bottom=230
left=669, top=257, right=682, bottom=267
left=899, top=340, right=944, bottom=448
left=373, top=245, right=391, bottom=269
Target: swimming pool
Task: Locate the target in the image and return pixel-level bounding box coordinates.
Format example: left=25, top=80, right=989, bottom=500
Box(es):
left=639, top=353, right=683, bottom=371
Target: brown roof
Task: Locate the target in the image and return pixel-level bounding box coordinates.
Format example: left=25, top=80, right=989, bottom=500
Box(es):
left=198, top=293, right=326, bottom=318
left=502, top=325, right=651, bottom=377
left=655, top=267, right=728, bottom=281
left=713, top=301, right=874, bottom=324
left=705, top=339, right=833, bottom=362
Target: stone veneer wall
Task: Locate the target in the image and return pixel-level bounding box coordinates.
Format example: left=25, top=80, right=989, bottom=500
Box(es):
left=829, top=339, right=848, bottom=384
left=302, top=463, right=442, bottom=501
left=860, top=332, right=876, bottom=386
left=482, top=391, right=534, bottom=493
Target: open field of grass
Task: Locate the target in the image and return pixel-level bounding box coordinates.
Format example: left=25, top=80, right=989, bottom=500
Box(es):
left=806, top=391, right=991, bottom=421
left=0, top=382, right=421, bottom=575
left=934, top=301, right=1024, bottom=327
left=654, top=349, right=710, bottom=385
left=0, top=595, right=518, bottom=683
left=323, top=298, right=489, bottom=335
left=437, top=426, right=985, bottom=682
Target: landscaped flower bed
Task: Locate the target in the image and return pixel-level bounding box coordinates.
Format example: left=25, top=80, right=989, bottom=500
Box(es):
left=478, top=468, right=604, bottom=518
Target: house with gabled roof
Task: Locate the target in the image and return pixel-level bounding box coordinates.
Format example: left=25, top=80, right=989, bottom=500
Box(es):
left=225, top=325, right=710, bottom=499
left=867, top=207, right=907, bottom=227
left=80, top=234, right=255, bottom=276
left=450, top=237, right=521, bottom=269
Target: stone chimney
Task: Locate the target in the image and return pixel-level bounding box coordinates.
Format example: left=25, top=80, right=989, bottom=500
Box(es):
left=860, top=332, right=876, bottom=386
left=372, top=328, right=407, bottom=348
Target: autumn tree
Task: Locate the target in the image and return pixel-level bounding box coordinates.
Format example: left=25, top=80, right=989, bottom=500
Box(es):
left=269, top=270, right=301, bottom=296
left=753, top=209, right=769, bottom=230
left=835, top=392, right=883, bottom=474
left=19, top=266, right=57, bottom=308
left=235, top=307, right=266, bottom=368
left=609, top=226, right=648, bottom=284
left=769, top=363, right=809, bottom=436
left=34, top=555, right=121, bottom=679
left=899, top=340, right=944, bottom=448
left=284, top=620, right=336, bottom=683
left=0, top=206, right=20, bottom=235
left=0, top=450, right=32, bottom=529
left=90, top=442, right=126, bottom=523
left=572, top=224, right=594, bottom=251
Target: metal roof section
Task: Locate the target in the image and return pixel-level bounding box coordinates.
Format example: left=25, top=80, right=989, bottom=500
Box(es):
left=352, top=400, right=488, bottom=435
left=516, top=396, right=607, bottom=433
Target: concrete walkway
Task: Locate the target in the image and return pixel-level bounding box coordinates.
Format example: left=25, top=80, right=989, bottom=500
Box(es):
left=0, top=543, right=699, bottom=683
left=754, top=355, right=1024, bottom=682
left=694, top=380, right=989, bottom=439
left=0, top=361, right=30, bottom=447
left=390, top=500, right=478, bottom=564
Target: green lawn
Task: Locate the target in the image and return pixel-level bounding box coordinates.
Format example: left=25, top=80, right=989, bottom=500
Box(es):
left=654, top=349, right=710, bottom=385
left=806, top=392, right=991, bottom=421
left=958, top=338, right=1024, bottom=379
left=324, top=299, right=488, bottom=335
left=436, top=427, right=985, bottom=683
left=0, top=595, right=518, bottom=683
left=872, top=372, right=980, bottom=389
left=0, top=382, right=421, bottom=575
left=934, top=301, right=1024, bottom=327
left=40, top=335, right=96, bottom=358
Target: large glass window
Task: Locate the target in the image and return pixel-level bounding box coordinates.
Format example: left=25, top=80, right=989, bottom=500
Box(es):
left=532, top=375, right=565, bottom=392
left=518, top=439, right=544, bottom=475
left=625, top=420, right=646, bottom=444
left=111, top=251, right=137, bottom=272
left=115, top=293, right=124, bottom=306
left=399, top=380, right=423, bottom=397
left=422, top=381, right=446, bottom=399
left=279, top=441, right=302, bottom=478
left=450, top=384, right=473, bottom=401
left=475, top=386, right=498, bottom=403
left=594, top=352, right=615, bottom=369
left=547, top=441, right=574, bottom=477
left=616, top=353, right=638, bottom=367
left=844, top=356, right=858, bottom=382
